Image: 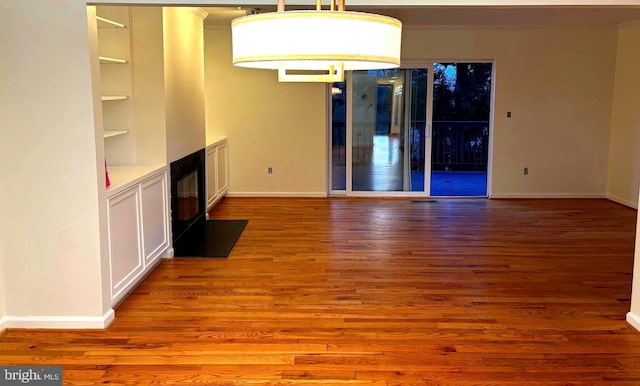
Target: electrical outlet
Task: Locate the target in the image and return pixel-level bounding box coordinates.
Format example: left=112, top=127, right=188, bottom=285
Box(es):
left=268, top=167, right=273, bottom=174
left=524, top=167, right=528, bottom=175
left=507, top=111, right=512, bottom=118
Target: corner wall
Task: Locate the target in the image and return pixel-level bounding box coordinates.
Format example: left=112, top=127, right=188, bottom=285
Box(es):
left=163, top=7, right=207, bottom=163
left=0, top=1, right=111, bottom=327
left=606, top=22, right=640, bottom=208
left=203, top=27, right=328, bottom=196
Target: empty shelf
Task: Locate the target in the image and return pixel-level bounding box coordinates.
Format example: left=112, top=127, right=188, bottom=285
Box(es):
left=99, top=56, right=127, bottom=64
left=104, top=130, right=128, bottom=138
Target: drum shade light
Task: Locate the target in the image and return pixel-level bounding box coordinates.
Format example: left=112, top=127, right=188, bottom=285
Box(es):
left=231, top=0, right=402, bottom=82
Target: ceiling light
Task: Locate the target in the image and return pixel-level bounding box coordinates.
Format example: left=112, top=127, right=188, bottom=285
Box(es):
left=231, top=0, right=402, bottom=83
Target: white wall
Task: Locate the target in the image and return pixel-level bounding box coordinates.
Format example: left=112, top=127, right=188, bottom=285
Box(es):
left=606, top=22, right=640, bottom=208
left=0, top=246, right=5, bottom=329
left=131, top=7, right=167, bottom=165
left=403, top=27, right=617, bottom=197
left=0, top=1, right=110, bottom=323
left=615, top=22, right=640, bottom=330
left=163, top=7, right=207, bottom=163
left=205, top=25, right=615, bottom=197
left=204, top=27, right=327, bottom=196
left=628, top=188, right=640, bottom=330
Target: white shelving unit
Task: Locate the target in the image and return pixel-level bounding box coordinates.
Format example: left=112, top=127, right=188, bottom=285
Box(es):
left=96, top=7, right=135, bottom=163
left=90, top=7, right=171, bottom=307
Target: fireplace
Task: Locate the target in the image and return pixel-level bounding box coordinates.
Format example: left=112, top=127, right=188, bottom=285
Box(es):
left=170, top=149, right=206, bottom=254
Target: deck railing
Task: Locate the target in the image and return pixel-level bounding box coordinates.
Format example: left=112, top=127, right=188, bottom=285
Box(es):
left=411, top=121, right=489, bottom=172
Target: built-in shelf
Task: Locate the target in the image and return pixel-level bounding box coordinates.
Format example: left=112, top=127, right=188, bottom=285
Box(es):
left=96, top=16, right=126, bottom=29
left=99, top=56, right=127, bottom=64
left=101, top=95, right=128, bottom=101
left=104, top=130, right=128, bottom=138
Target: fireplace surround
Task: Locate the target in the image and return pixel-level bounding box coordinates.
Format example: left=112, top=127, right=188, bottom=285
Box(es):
left=170, top=149, right=206, bottom=255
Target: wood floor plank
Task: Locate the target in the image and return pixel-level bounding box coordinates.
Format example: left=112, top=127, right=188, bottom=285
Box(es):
left=1, top=197, right=640, bottom=383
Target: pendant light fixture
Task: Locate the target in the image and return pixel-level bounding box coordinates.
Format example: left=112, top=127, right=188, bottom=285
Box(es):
left=231, top=0, right=402, bottom=82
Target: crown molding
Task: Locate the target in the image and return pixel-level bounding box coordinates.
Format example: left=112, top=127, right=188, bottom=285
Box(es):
left=618, top=18, right=640, bottom=29
left=189, top=7, right=209, bottom=20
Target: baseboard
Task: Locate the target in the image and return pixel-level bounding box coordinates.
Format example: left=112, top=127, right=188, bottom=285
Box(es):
left=627, top=312, right=640, bottom=332
left=0, top=309, right=115, bottom=330
left=0, top=316, right=7, bottom=333
left=227, top=192, right=328, bottom=198
left=606, top=194, right=638, bottom=209
left=490, top=193, right=605, bottom=199
left=164, top=247, right=175, bottom=259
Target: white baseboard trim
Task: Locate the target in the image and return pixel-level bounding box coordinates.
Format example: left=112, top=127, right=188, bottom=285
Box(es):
left=0, top=309, right=115, bottom=330
left=0, top=316, right=7, bottom=333
left=627, top=312, right=640, bottom=332
left=490, top=193, right=604, bottom=199
left=227, top=192, right=328, bottom=198
left=606, top=194, right=638, bottom=209
left=164, top=247, right=175, bottom=259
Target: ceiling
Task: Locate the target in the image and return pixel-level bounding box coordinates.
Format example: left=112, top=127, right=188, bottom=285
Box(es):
left=203, top=6, right=640, bottom=27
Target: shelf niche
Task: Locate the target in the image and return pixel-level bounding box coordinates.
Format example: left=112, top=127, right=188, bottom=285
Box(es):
left=92, top=5, right=167, bottom=169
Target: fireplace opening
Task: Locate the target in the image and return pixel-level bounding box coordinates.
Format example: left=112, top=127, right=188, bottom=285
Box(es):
left=176, top=171, right=199, bottom=221
left=170, top=149, right=206, bottom=253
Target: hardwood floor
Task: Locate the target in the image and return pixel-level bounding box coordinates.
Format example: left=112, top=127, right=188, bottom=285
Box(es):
left=2, top=197, right=640, bottom=384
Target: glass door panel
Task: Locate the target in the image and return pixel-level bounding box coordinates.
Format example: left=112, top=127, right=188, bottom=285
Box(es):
left=330, top=63, right=492, bottom=196
left=409, top=68, right=428, bottom=192
left=351, top=69, right=408, bottom=192
left=431, top=63, right=491, bottom=196
left=331, top=82, right=347, bottom=191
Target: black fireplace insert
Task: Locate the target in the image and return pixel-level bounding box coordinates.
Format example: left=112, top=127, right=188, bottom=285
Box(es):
left=170, top=149, right=206, bottom=252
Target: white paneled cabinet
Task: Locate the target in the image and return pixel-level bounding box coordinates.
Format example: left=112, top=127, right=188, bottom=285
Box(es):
left=107, top=186, right=143, bottom=302
left=140, top=172, right=169, bottom=266
left=206, top=138, right=229, bottom=211
left=216, top=140, right=229, bottom=196
left=206, top=145, right=218, bottom=209
left=107, top=168, right=169, bottom=305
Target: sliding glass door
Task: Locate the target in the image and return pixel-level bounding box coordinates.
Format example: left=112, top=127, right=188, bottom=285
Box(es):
left=430, top=63, right=491, bottom=196
left=329, top=62, right=492, bottom=197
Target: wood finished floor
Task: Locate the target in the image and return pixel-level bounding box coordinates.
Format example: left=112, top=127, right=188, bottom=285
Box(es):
left=2, top=197, right=640, bottom=385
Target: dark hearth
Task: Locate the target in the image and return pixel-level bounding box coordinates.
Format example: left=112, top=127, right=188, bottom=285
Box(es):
left=174, top=219, right=248, bottom=258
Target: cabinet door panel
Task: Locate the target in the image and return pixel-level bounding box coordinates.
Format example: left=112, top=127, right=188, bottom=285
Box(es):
left=206, top=146, right=218, bottom=209
left=107, top=187, right=143, bottom=300
left=141, top=172, right=168, bottom=265
left=217, top=142, right=228, bottom=196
